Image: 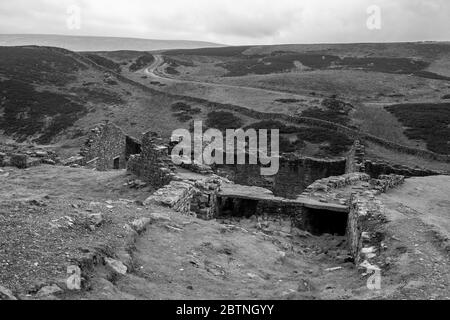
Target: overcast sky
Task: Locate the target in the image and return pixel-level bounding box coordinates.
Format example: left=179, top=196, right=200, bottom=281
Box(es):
left=0, top=0, right=448, bottom=45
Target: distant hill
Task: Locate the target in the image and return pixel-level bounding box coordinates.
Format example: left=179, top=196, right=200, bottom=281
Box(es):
left=0, top=34, right=222, bottom=52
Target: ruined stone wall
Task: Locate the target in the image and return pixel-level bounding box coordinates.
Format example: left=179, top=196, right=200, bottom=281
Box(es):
left=127, top=132, right=175, bottom=189
left=346, top=140, right=366, bottom=173
left=301, top=172, right=371, bottom=196
left=80, top=122, right=127, bottom=171
left=217, top=164, right=274, bottom=190
left=216, top=155, right=346, bottom=199
left=343, top=139, right=445, bottom=178
left=364, top=160, right=444, bottom=178
left=0, top=145, right=58, bottom=169
left=347, top=175, right=405, bottom=271
left=273, top=156, right=347, bottom=198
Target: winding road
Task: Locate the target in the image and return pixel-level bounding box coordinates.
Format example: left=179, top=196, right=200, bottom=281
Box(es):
left=141, top=54, right=322, bottom=107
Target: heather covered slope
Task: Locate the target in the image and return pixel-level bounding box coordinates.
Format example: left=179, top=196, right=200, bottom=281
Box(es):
left=156, top=42, right=450, bottom=156
left=0, top=46, right=198, bottom=145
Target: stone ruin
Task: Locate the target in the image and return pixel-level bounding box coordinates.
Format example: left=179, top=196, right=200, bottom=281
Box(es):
left=0, top=144, right=58, bottom=169
left=71, top=123, right=447, bottom=274
left=63, top=122, right=142, bottom=170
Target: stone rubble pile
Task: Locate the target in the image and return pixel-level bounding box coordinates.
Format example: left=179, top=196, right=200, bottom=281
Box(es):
left=0, top=144, right=58, bottom=169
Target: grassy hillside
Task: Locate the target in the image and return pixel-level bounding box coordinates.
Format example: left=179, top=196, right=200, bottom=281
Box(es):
left=163, top=42, right=450, bottom=80
left=1, top=43, right=449, bottom=164
left=159, top=42, right=450, bottom=155
left=0, top=46, right=200, bottom=145
left=0, top=34, right=222, bottom=52
left=385, top=103, right=450, bottom=154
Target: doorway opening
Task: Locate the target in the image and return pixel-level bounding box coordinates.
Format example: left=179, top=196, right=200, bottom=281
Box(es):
left=303, top=208, right=349, bottom=236
left=113, top=157, right=120, bottom=170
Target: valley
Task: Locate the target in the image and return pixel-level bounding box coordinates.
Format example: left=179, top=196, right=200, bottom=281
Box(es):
left=1, top=40, right=449, bottom=301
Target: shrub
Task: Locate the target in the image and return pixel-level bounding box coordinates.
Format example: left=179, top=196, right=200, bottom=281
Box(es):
left=205, top=111, right=244, bottom=131
left=84, top=54, right=121, bottom=73
left=0, top=79, right=87, bottom=143
left=245, top=121, right=353, bottom=156
left=129, top=54, right=155, bottom=72
left=385, top=103, right=450, bottom=154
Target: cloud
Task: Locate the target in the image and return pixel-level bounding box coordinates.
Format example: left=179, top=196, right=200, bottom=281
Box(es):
left=0, top=0, right=448, bottom=44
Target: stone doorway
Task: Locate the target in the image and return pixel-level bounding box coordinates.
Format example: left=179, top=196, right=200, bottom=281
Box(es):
left=113, top=157, right=120, bottom=170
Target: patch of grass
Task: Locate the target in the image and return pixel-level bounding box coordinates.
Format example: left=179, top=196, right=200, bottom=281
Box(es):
left=72, top=87, right=125, bottom=105
left=166, top=66, right=179, bottom=75
left=202, top=49, right=448, bottom=81
left=0, top=79, right=87, bottom=143
left=205, top=111, right=244, bottom=131
left=171, top=102, right=199, bottom=113
left=301, top=107, right=350, bottom=126
left=385, top=103, right=450, bottom=154
left=164, top=46, right=252, bottom=57
left=244, top=120, right=299, bottom=134
left=165, top=57, right=195, bottom=68
left=321, top=98, right=354, bottom=114
left=245, top=120, right=353, bottom=155
left=0, top=46, right=85, bottom=85
left=279, top=136, right=306, bottom=153
left=275, top=98, right=302, bottom=104
left=129, top=54, right=155, bottom=72
left=84, top=54, right=122, bottom=73
left=171, top=102, right=202, bottom=122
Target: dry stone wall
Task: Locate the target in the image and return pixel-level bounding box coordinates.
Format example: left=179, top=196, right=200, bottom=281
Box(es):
left=346, top=140, right=365, bottom=173
left=347, top=175, right=405, bottom=272
left=364, top=160, right=445, bottom=178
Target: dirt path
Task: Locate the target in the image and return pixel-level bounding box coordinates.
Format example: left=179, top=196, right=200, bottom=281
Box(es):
left=377, top=176, right=450, bottom=299
left=135, top=55, right=319, bottom=115
left=145, top=55, right=317, bottom=100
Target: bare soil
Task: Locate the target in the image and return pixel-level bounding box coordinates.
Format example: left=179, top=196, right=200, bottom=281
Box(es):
left=1, top=166, right=449, bottom=300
